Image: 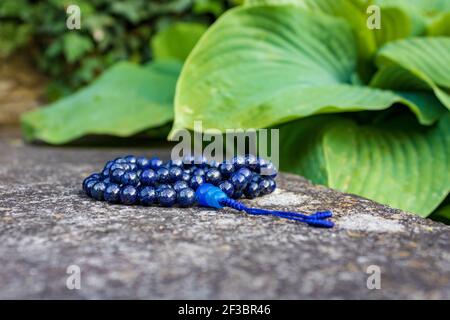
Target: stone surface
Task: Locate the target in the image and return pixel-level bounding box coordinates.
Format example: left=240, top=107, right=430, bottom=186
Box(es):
left=0, top=131, right=450, bottom=299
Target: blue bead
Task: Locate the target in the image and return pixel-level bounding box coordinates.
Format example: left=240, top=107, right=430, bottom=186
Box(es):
left=83, top=174, right=99, bottom=191
left=158, top=188, right=177, bottom=207
left=91, top=182, right=107, bottom=201
left=141, top=169, right=157, bottom=185
left=232, top=190, right=244, bottom=199
left=114, top=158, right=127, bottom=164
left=120, top=185, right=138, bottom=205
left=230, top=173, right=247, bottom=191
left=244, top=182, right=260, bottom=199
left=182, top=155, right=195, bottom=168
left=169, top=166, right=183, bottom=182
left=169, top=159, right=183, bottom=167
left=83, top=178, right=98, bottom=196
left=245, top=154, right=258, bottom=171
left=189, top=175, right=205, bottom=190
left=177, top=187, right=196, bottom=207
left=173, top=181, right=189, bottom=192
left=150, top=157, right=163, bottom=170
left=121, top=171, right=139, bottom=186
left=250, top=173, right=262, bottom=183
left=156, top=167, right=170, bottom=183
left=101, top=168, right=110, bottom=179
left=260, top=162, right=278, bottom=178
left=104, top=184, right=121, bottom=203
left=111, top=169, right=126, bottom=183
left=125, top=155, right=137, bottom=164
left=218, top=162, right=234, bottom=178
left=256, top=157, right=268, bottom=172
left=205, top=168, right=222, bottom=185
left=259, top=179, right=271, bottom=195
left=267, top=178, right=276, bottom=193
left=180, top=172, right=191, bottom=182
left=136, top=157, right=150, bottom=169
left=138, top=186, right=157, bottom=206
left=104, top=161, right=115, bottom=170
left=231, top=155, right=246, bottom=169
left=238, top=167, right=252, bottom=181
left=110, top=163, right=125, bottom=172
left=156, top=184, right=172, bottom=194
left=193, top=168, right=206, bottom=176
left=218, top=181, right=234, bottom=198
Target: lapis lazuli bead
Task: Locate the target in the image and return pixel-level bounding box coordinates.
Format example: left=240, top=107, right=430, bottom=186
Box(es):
left=91, top=181, right=106, bottom=201
left=158, top=188, right=177, bottom=207
left=260, top=162, right=277, bottom=178
left=136, top=157, right=150, bottom=169
left=231, top=155, right=246, bottom=169
left=104, top=184, right=121, bottom=203
left=259, top=179, right=272, bottom=195
left=120, top=185, right=138, bottom=205
left=109, top=163, right=125, bottom=172
left=125, top=155, right=137, bottom=164
left=232, top=190, right=244, bottom=199
left=193, top=168, right=206, bottom=176
left=173, top=180, right=189, bottom=192
left=111, top=169, right=125, bottom=184
left=157, top=167, right=171, bottom=183
left=121, top=171, right=139, bottom=186
left=140, top=169, right=157, bottom=185
left=114, top=158, right=127, bottom=164
left=238, top=167, right=252, bottom=181
left=218, top=162, right=234, bottom=178
left=150, top=157, right=163, bottom=170
left=84, top=178, right=99, bottom=197
left=189, top=175, right=205, bottom=190
left=139, top=186, right=157, bottom=206
left=169, top=159, right=183, bottom=167
left=180, top=172, right=191, bottom=182
left=169, top=166, right=183, bottom=182
left=245, top=154, right=258, bottom=171
left=156, top=184, right=172, bottom=195
left=230, top=173, right=247, bottom=191
left=177, top=187, right=196, bottom=207
left=218, top=181, right=234, bottom=198
left=244, top=181, right=260, bottom=199
left=205, top=168, right=222, bottom=185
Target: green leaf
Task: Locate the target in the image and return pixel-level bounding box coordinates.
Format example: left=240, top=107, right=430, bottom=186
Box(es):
left=151, top=22, right=208, bottom=62
left=172, top=5, right=440, bottom=136
left=21, top=60, right=182, bottom=144
left=376, top=38, right=450, bottom=110
left=431, top=204, right=450, bottom=224
left=370, top=65, right=448, bottom=124
left=279, top=113, right=450, bottom=217
left=63, top=33, right=94, bottom=64
left=428, top=12, right=450, bottom=36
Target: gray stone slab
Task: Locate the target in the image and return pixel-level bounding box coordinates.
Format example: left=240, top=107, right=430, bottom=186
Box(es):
left=0, top=133, right=449, bottom=299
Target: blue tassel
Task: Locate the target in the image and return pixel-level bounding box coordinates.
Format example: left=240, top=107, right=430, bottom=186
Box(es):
left=196, top=184, right=334, bottom=228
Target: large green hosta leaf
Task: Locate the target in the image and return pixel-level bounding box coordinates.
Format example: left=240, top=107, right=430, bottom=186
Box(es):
left=376, top=38, right=450, bottom=110
left=172, top=5, right=442, bottom=137
left=279, top=113, right=450, bottom=216
left=22, top=61, right=182, bottom=144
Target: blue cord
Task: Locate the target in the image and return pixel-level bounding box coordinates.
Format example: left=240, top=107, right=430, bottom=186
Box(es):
left=196, top=184, right=334, bottom=228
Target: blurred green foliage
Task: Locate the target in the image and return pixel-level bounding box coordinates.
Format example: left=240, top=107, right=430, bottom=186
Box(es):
left=0, top=0, right=237, bottom=100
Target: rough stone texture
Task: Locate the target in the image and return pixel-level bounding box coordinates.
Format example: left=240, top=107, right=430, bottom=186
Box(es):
left=0, top=131, right=450, bottom=299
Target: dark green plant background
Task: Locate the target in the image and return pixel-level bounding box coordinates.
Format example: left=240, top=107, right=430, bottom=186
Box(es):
left=0, top=0, right=236, bottom=100
left=1, top=0, right=449, bottom=221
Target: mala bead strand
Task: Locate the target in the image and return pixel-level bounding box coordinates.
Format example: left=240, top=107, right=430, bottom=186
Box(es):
left=81, top=155, right=333, bottom=228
